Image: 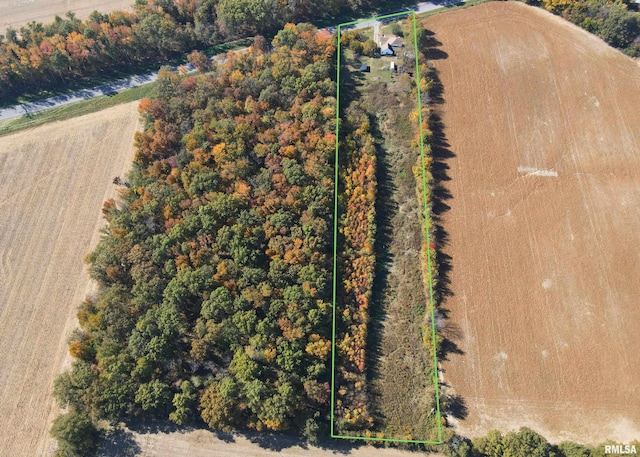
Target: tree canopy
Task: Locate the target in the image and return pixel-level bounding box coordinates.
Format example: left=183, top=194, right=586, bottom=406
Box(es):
left=54, top=23, right=339, bottom=438
left=0, top=0, right=388, bottom=101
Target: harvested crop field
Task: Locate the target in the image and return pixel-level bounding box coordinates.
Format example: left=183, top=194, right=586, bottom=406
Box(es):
left=424, top=2, right=640, bottom=444
left=0, top=0, right=133, bottom=33
left=0, top=103, right=139, bottom=456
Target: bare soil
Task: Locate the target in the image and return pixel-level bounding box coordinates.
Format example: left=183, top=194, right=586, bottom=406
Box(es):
left=0, top=103, right=139, bottom=456
left=0, top=0, right=133, bottom=33
left=424, top=1, right=640, bottom=445
left=109, top=429, right=446, bottom=457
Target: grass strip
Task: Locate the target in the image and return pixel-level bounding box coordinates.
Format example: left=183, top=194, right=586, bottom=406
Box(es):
left=413, top=9, right=443, bottom=444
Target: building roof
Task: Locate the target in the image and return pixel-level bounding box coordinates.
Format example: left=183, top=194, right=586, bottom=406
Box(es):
left=379, top=34, right=403, bottom=47
left=380, top=44, right=394, bottom=55
left=388, top=36, right=404, bottom=47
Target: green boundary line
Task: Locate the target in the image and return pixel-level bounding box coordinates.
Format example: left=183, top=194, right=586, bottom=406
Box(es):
left=331, top=11, right=443, bottom=445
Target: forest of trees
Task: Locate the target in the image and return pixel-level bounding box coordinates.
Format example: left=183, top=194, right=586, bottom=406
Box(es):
left=52, top=23, right=343, bottom=454
left=524, top=0, right=640, bottom=56
left=0, top=0, right=392, bottom=102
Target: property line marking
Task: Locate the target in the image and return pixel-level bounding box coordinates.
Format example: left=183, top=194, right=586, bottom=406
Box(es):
left=331, top=11, right=443, bottom=445
left=413, top=10, right=444, bottom=443
left=330, top=21, right=342, bottom=438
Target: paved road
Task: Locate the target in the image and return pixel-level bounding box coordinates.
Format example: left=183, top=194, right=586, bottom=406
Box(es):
left=0, top=0, right=464, bottom=122
left=341, top=0, right=463, bottom=31
left=0, top=71, right=157, bottom=121
left=374, top=21, right=381, bottom=44
left=0, top=57, right=235, bottom=121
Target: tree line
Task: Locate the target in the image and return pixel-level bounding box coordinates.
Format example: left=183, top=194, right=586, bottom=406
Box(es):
left=51, top=23, right=339, bottom=455
left=524, top=0, right=640, bottom=56
left=333, top=101, right=378, bottom=435
left=407, top=20, right=445, bottom=364
left=448, top=428, right=640, bottom=457
left=0, top=0, right=390, bottom=102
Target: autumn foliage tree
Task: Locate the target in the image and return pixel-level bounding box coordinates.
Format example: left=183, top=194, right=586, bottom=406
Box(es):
left=333, top=101, right=378, bottom=433
left=0, top=0, right=415, bottom=101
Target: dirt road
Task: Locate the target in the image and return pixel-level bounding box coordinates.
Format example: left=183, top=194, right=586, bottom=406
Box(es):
left=0, top=102, right=140, bottom=456
left=109, top=429, right=445, bottom=457
left=425, top=2, right=640, bottom=444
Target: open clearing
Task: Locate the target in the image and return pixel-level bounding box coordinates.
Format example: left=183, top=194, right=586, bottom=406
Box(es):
left=0, top=0, right=133, bottom=33
left=0, top=103, right=139, bottom=456
left=425, top=1, right=640, bottom=444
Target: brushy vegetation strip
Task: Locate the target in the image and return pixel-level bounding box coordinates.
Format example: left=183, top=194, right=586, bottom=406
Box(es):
left=333, top=101, right=378, bottom=433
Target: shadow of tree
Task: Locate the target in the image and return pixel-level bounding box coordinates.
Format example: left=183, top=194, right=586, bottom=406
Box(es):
left=245, top=429, right=363, bottom=454
left=126, top=416, right=190, bottom=435
left=97, top=421, right=371, bottom=456
left=424, top=31, right=467, bottom=384
left=97, top=428, right=141, bottom=457
left=443, top=393, right=468, bottom=420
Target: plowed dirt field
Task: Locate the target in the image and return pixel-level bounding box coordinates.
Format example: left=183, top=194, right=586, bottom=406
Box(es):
left=0, top=0, right=133, bottom=33
left=0, top=103, right=139, bottom=456
left=425, top=1, right=640, bottom=444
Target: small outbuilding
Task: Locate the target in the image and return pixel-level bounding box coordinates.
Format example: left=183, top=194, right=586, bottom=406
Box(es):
left=359, top=63, right=370, bottom=72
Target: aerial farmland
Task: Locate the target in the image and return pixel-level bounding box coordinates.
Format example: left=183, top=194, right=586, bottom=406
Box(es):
left=425, top=1, right=640, bottom=444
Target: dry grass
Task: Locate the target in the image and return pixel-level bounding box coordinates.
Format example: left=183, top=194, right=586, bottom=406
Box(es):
left=362, top=76, right=436, bottom=439
left=0, top=103, right=140, bottom=456
left=425, top=1, right=640, bottom=444
left=0, top=0, right=133, bottom=33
